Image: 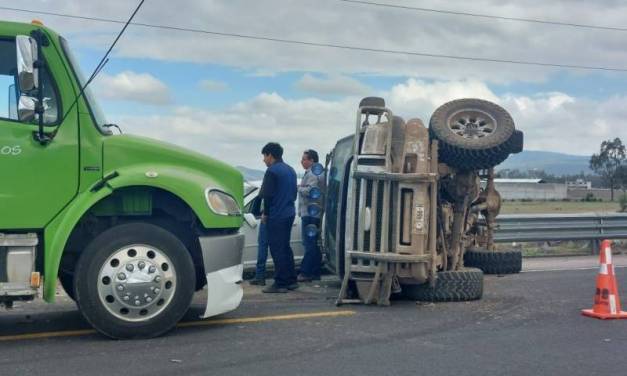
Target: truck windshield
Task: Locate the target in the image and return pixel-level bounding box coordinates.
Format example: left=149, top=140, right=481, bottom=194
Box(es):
left=59, top=36, right=109, bottom=133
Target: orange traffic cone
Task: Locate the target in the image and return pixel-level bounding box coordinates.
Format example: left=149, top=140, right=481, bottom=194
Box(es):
left=582, top=240, right=627, bottom=319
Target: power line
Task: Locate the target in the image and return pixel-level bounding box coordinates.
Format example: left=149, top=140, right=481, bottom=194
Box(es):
left=337, top=0, right=627, bottom=32
left=2, top=5, right=627, bottom=72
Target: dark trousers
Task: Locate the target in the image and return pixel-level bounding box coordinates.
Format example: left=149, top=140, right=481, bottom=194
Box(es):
left=255, top=222, right=269, bottom=280
left=267, top=216, right=297, bottom=287
left=300, top=216, right=322, bottom=278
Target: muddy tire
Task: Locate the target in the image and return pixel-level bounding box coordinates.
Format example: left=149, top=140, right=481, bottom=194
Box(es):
left=429, top=99, right=516, bottom=170
left=506, top=130, right=524, bottom=154
left=464, top=248, right=522, bottom=275
left=359, top=96, right=385, bottom=113
left=74, top=223, right=195, bottom=339
left=360, top=96, right=385, bottom=107
left=401, top=268, right=483, bottom=302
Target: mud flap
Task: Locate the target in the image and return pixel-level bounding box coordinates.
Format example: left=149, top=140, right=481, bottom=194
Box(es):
left=201, top=264, right=244, bottom=319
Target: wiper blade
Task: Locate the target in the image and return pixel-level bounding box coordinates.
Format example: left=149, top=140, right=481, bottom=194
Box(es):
left=102, top=123, right=123, bottom=134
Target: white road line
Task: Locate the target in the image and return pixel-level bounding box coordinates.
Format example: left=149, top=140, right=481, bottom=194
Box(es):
left=523, top=265, right=627, bottom=273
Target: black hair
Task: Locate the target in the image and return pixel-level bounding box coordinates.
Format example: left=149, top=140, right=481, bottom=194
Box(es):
left=261, top=142, right=283, bottom=159
left=303, top=149, right=319, bottom=163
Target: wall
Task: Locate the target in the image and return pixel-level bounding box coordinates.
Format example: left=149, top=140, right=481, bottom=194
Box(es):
left=567, top=188, right=615, bottom=201
left=495, top=182, right=567, bottom=200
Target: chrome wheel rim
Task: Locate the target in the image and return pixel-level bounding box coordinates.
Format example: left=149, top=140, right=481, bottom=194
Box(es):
left=97, top=244, right=176, bottom=322
left=447, top=109, right=497, bottom=139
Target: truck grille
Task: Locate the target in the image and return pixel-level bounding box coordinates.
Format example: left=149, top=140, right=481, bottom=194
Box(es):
left=351, top=178, right=393, bottom=269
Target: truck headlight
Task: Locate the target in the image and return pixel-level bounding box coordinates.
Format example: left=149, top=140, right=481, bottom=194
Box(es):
left=206, top=189, right=241, bottom=216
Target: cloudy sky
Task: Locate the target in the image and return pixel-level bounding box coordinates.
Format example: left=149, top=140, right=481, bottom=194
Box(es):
left=3, top=0, right=627, bottom=171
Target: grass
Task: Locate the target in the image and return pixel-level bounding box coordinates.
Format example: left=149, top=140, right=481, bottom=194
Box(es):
left=496, top=241, right=594, bottom=257
left=500, top=200, right=622, bottom=214
left=496, top=240, right=627, bottom=257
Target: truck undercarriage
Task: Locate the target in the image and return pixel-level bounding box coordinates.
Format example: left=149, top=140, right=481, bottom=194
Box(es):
left=336, top=97, right=523, bottom=305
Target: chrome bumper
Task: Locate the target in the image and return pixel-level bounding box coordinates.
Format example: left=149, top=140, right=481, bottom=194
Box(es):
left=198, top=233, right=244, bottom=318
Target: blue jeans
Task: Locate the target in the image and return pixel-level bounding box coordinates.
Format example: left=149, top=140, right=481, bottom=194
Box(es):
left=300, top=216, right=321, bottom=278
left=255, top=222, right=269, bottom=280
left=266, top=216, right=297, bottom=288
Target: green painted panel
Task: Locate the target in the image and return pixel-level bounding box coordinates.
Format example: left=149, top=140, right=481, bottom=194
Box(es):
left=0, top=25, right=79, bottom=229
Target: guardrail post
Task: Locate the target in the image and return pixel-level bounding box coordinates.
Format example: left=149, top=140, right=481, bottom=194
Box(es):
left=590, top=239, right=600, bottom=255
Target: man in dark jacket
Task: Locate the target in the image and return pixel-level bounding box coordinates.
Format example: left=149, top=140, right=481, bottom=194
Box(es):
left=259, top=142, right=298, bottom=293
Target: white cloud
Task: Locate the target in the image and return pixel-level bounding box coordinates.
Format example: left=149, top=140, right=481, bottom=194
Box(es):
left=5, top=1, right=624, bottom=174
left=295, top=74, right=372, bottom=96
left=106, top=79, right=627, bottom=171
left=500, top=92, right=627, bottom=154
left=199, top=79, right=229, bottom=92
left=114, top=92, right=358, bottom=169
left=7, top=0, right=627, bottom=83
left=385, top=80, right=627, bottom=156
left=94, top=71, right=172, bottom=105
left=386, top=78, right=500, bottom=117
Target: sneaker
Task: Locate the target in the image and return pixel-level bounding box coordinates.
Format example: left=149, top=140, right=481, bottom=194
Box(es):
left=249, top=278, right=266, bottom=286
left=287, top=283, right=299, bottom=291
left=262, top=284, right=288, bottom=293
left=297, top=274, right=312, bottom=283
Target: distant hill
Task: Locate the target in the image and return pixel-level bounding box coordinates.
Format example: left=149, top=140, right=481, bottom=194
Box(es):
left=237, top=166, right=265, bottom=181
left=237, top=165, right=307, bottom=181
left=497, top=150, right=592, bottom=176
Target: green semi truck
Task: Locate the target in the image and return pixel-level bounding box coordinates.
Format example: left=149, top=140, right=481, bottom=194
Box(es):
left=0, top=20, right=245, bottom=339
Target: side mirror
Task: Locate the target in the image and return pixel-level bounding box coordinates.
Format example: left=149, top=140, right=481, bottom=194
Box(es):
left=17, top=96, right=36, bottom=122
left=16, top=35, right=39, bottom=92
left=243, top=213, right=258, bottom=228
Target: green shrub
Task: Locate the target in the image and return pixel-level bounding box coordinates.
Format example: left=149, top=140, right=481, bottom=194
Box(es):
left=583, top=193, right=596, bottom=202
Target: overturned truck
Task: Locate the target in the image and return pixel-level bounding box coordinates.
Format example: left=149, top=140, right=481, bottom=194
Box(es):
left=324, top=97, right=523, bottom=305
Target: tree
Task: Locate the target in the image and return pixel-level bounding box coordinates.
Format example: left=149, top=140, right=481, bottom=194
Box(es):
left=617, top=165, right=627, bottom=191
left=589, top=138, right=626, bottom=201
left=617, top=165, right=627, bottom=212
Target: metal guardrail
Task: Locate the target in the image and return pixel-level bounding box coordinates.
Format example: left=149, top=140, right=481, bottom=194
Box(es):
left=493, top=213, right=627, bottom=243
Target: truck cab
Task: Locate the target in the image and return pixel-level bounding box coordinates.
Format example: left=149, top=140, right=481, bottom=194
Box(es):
left=0, top=20, right=245, bottom=339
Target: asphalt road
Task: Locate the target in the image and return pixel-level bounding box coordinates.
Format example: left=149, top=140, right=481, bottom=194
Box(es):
left=1, top=255, right=626, bottom=376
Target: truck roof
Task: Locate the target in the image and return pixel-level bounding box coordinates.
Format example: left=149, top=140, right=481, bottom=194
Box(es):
left=0, top=19, right=59, bottom=39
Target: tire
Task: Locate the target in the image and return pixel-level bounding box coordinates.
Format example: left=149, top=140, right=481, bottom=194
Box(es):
left=359, top=96, right=385, bottom=109
left=359, top=96, right=386, bottom=115
left=464, top=248, right=522, bottom=275
left=74, top=223, right=195, bottom=339
left=506, top=130, right=524, bottom=154
left=429, top=99, right=516, bottom=170
left=59, top=271, right=76, bottom=301
left=401, top=268, right=483, bottom=302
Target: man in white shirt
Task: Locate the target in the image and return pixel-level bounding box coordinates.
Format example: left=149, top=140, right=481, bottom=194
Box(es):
left=297, top=149, right=324, bottom=282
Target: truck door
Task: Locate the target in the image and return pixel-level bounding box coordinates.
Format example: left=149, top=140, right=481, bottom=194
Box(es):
left=0, top=37, right=79, bottom=229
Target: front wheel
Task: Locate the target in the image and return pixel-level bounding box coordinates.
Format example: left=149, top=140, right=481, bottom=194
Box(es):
left=74, top=223, right=195, bottom=339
